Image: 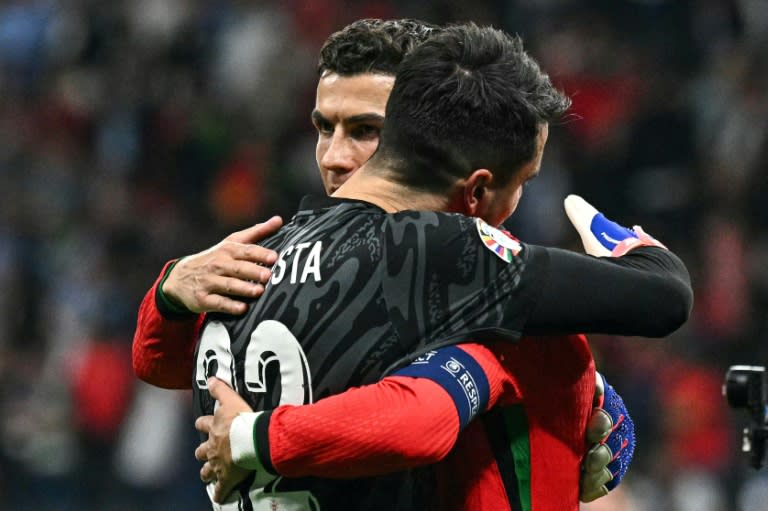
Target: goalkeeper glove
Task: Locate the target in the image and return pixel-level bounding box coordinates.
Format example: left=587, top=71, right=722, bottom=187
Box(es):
left=564, top=194, right=666, bottom=257
left=580, top=372, right=635, bottom=502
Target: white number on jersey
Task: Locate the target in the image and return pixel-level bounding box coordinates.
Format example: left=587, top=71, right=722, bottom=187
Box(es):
left=195, top=320, right=318, bottom=510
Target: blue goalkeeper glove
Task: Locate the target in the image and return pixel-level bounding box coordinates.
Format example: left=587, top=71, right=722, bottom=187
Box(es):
left=580, top=372, right=635, bottom=502
left=564, top=194, right=665, bottom=257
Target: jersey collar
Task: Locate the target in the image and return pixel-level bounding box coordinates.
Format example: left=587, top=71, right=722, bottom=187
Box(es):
left=298, top=194, right=387, bottom=214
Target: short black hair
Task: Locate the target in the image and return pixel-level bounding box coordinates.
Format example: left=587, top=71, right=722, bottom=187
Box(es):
left=317, top=19, right=439, bottom=77
left=372, top=23, right=571, bottom=192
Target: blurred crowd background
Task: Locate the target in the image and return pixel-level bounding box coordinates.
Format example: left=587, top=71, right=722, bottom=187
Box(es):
left=0, top=0, right=766, bottom=510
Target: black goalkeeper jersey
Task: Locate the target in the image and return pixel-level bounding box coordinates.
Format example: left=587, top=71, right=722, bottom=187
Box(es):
left=192, top=194, right=692, bottom=511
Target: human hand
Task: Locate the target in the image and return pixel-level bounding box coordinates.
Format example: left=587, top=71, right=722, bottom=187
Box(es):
left=163, top=216, right=283, bottom=314
left=580, top=372, right=635, bottom=502
left=195, top=378, right=256, bottom=504
left=564, top=195, right=665, bottom=257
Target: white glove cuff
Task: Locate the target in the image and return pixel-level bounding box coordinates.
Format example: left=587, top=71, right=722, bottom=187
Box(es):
left=230, top=411, right=264, bottom=470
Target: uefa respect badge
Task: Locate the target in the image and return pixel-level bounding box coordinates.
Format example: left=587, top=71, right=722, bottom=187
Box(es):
left=476, top=218, right=522, bottom=263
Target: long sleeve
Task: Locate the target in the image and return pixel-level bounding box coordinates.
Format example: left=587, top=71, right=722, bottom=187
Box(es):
left=254, top=343, right=515, bottom=478
left=525, top=246, right=693, bottom=336
left=132, top=260, right=203, bottom=389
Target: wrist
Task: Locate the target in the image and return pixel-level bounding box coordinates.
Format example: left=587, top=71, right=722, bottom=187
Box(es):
left=230, top=411, right=276, bottom=476
left=230, top=412, right=261, bottom=469
left=155, top=259, right=197, bottom=318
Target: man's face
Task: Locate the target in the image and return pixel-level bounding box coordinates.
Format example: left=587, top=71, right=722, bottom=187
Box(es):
left=313, top=72, right=395, bottom=195
left=482, top=124, right=549, bottom=227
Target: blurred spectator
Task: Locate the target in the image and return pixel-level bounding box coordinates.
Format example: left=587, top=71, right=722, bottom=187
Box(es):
left=68, top=334, right=134, bottom=509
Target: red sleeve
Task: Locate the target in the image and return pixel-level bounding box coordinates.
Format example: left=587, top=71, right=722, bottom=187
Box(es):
left=266, top=342, right=516, bottom=478
left=131, top=260, right=203, bottom=389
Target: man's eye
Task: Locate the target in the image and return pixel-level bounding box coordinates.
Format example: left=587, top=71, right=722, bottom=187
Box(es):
left=352, top=125, right=380, bottom=140
left=315, top=121, right=333, bottom=135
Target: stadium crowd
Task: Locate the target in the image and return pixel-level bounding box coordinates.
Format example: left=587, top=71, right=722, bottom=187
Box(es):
left=0, top=0, right=765, bottom=510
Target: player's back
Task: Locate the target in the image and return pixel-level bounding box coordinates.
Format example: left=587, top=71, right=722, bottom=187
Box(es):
left=192, top=197, right=433, bottom=510
left=192, top=194, right=541, bottom=510
left=194, top=197, right=411, bottom=508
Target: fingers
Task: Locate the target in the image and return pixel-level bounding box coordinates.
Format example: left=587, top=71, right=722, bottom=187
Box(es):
left=207, top=378, right=238, bottom=406
left=188, top=243, right=278, bottom=278
left=183, top=258, right=273, bottom=314
left=196, top=441, right=209, bottom=462
left=193, top=278, right=267, bottom=315
left=201, top=246, right=275, bottom=288
left=564, top=194, right=599, bottom=223
left=213, top=256, right=273, bottom=282
left=200, top=461, right=216, bottom=484
left=213, top=481, right=225, bottom=503
left=204, top=243, right=277, bottom=272
left=202, top=294, right=253, bottom=316
left=231, top=243, right=278, bottom=267
left=564, top=194, right=650, bottom=258
left=226, top=216, right=283, bottom=245
left=207, top=377, right=223, bottom=399
left=580, top=477, right=610, bottom=503
left=586, top=407, right=613, bottom=444
left=214, top=273, right=268, bottom=296
left=583, top=443, right=613, bottom=473
left=213, top=479, right=237, bottom=504
left=580, top=437, right=615, bottom=502
left=206, top=377, right=250, bottom=409
left=163, top=239, right=277, bottom=313
left=581, top=467, right=612, bottom=491
left=580, top=451, right=613, bottom=503
left=563, top=195, right=612, bottom=257
left=203, top=467, right=235, bottom=504
left=196, top=242, right=277, bottom=275
left=195, top=415, right=213, bottom=435
left=631, top=225, right=667, bottom=250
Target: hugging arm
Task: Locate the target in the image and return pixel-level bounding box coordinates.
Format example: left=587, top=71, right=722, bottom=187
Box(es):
left=524, top=245, right=692, bottom=337
left=524, top=194, right=693, bottom=337
left=132, top=260, right=203, bottom=389
left=195, top=342, right=631, bottom=505
left=132, top=219, right=281, bottom=388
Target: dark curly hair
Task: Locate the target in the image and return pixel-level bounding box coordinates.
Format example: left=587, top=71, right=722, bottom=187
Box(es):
left=317, top=19, right=439, bottom=77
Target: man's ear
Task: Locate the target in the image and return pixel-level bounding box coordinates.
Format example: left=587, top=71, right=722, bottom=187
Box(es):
left=463, top=169, right=494, bottom=216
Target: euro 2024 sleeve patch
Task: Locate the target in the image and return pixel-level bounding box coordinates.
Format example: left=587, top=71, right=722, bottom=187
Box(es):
left=476, top=218, right=522, bottom=263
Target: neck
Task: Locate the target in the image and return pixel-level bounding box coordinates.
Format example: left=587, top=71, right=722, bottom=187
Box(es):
left=333, top=164, right=451, bottom=213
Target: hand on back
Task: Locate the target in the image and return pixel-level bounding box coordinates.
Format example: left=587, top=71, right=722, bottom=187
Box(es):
left=195, top=378, right=257, bottom=503
left=162, top=216, right=283, bottom=314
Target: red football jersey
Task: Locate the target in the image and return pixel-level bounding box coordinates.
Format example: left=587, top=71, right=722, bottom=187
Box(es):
left=264, top=339, right=595, bottom=510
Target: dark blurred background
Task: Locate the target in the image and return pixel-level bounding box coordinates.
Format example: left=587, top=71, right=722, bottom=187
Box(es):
left=0, top=0, right=766, bottom=510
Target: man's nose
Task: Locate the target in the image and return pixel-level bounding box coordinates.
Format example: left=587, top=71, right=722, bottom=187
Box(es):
left=321, top=133, right=355, bottom=174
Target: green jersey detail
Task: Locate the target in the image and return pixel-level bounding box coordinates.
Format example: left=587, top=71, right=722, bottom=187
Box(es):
left=503, top=405, right=532, bottom=511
